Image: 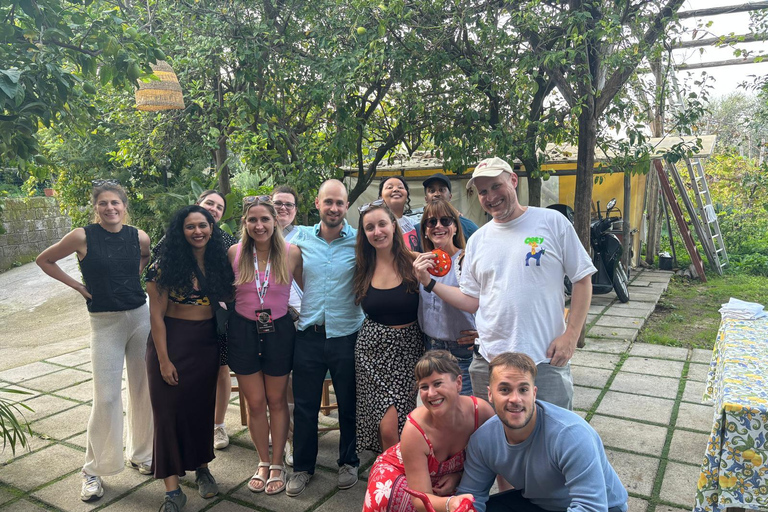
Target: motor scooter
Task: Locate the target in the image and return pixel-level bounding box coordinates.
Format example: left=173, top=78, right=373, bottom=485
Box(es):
left=547, top=199, right=630, bottom=303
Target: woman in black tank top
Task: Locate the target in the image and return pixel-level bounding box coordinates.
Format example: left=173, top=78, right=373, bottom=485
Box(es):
left=352, top=201, right=424, bottom=455
left=36, top=182, right=154, bottom=503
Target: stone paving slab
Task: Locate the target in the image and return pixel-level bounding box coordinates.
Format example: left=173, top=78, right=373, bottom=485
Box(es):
left=590, top=415, right=668, bottom=457
left=669, top=429, right=709, bottom=466
left=230, top=469, right=338, bottom=512
left=581, top=339, right=631, bottom=354
left=690, top=348, right=713, bottom=364
left=1, top=443, right=83, bottom=491
left=609, top=373, right=680, bottom=399
left=45, top=349, right=92, bottom=368
left=2, top=499, right=48, bottom=511
left=659, top=461, right=700, bottom=508
left=628, top=496, right=649, bottom=512
left=571, top=366, right=614, bottom=389
left=586, top=325, right=639, bottom=341
left=0, top=435, right=51, bottom=464
left=594, top=315, right=645, bottom=329
left=22, top=369, right=91, bottom=393
left=628, top=344, right=688, bottom=361
left=30, top=404, right=90, bottom=439
left=606, top=450, right=659, bottom=498
left=621, top=357, right=685, bottom=378
left=595, top=391, right=674, bottom=425
left=573, top=386, right=601, bottom=411
left=314, top=479, right=367, bottom=512
left=570, top=350, right=622, bottom=370
left=99, top=478, right=209, bottom=512
left=32, top=467, right=149, bottom=511
left=681, top=380, right=707, bottom=404
left=0, top=362, right=62, bottom=384
left=52, top=380, right=95, bottom=402
left=687, top=363, right=710, bottom=382
left=676, top=402, right=717, bottom=433
left=13, top=394, right=80, bottom=423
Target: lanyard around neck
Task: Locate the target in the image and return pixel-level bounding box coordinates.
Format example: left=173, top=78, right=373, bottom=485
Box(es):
left=253, top=250, right=271, bottom=308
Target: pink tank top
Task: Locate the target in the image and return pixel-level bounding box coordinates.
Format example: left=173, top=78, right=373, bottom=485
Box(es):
left=233, top=242, right=292, bottom=321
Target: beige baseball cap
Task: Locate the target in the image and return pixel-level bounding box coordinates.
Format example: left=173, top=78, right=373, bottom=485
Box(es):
left=466, top=157, right=514, bottom=189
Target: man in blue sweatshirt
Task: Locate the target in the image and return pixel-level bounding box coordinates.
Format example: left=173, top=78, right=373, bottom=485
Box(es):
left=455, top=353, right=628, bottom=512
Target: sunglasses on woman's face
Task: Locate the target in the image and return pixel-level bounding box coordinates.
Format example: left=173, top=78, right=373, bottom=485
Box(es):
left=358, top=199, right=385, bottom=214
left=243, top=195, right=273, bottom=206
left=92, top=179, right=120, bottom=187
left=426, top=216, right=455, bottom=228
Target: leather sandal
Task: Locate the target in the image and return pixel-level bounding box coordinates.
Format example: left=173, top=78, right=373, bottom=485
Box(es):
left=247, top=462, right=270, bottom=493
left=265, top=464, right=287, bottom=495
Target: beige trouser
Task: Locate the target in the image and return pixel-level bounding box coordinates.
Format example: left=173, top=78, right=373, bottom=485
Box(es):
left=82, top=304, right=153, bottom=476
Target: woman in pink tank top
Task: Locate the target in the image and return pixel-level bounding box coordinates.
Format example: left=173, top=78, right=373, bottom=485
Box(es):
left=226, top=196, right=303, bottom=496
left=363, top=351, right=495, bottom=512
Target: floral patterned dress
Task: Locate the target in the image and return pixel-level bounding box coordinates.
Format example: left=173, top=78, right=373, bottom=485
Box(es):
left=363, top=397, right=479, bottom=512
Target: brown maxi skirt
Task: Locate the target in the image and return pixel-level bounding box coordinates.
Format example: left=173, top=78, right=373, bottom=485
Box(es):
left=146, top=316, right=219, bottom=479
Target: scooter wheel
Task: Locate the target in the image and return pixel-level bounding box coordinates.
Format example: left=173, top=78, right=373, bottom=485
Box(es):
left=613, top=264, right=630, bottom=303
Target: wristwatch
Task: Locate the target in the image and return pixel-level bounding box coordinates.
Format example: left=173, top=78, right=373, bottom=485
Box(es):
left=424, top=278, right=437, bottom=293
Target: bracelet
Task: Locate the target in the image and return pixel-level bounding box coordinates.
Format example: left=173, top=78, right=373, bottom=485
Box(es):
left=424, top=278, right=437, bottom=293
left=445, top=495, right=454, bottom=512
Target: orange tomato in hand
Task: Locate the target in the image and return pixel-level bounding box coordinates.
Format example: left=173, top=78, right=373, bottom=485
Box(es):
left=428, top=248, right=452, bottom=277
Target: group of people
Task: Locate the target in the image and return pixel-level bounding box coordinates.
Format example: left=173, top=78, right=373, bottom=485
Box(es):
left=35, top=156, right=628, bottom=512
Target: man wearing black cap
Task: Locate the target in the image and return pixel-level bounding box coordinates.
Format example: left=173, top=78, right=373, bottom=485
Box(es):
left=422, top=173, right=478, bottom=240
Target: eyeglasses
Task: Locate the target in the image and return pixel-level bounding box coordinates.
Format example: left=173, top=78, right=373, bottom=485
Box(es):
left=92, top=179, right=120, bottom=187
left=358, top=199, right=384, bottom=214
left=273, top=201, right=296, bottom=210
left=426, top=216, right=455, bottom=228
left=243, top=195, right=273, bottom=206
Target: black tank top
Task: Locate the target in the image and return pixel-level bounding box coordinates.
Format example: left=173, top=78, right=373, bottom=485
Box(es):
left=361, top=282, right=419, bottom=326
left=79, top=224, right=146, bottom=313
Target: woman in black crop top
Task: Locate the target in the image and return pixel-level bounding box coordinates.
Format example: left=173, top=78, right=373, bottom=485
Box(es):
left=352, top=201, right=424, bottom=454
left=36, top=182, right=154, bottom=503
left=145, top=205, right=234, bottom=510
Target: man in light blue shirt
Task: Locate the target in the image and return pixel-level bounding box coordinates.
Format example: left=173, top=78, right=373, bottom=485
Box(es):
left=286, top=179, right=365, bottom=497
left=455, top=352, right=627, bottom=512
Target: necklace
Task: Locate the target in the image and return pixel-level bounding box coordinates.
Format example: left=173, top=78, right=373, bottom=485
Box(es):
left=256, top=249, right=269, bottom=265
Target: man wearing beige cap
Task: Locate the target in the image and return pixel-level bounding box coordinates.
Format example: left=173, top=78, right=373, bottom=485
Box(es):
left=413, top=157, right=596, bottom=409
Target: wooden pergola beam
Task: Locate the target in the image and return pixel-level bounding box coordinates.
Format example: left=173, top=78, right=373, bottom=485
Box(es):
left=677, top=2, right=768, bottom=19
left=676, top=56, right=765, bottom=70
left=674, top=33, right=767, bottom=48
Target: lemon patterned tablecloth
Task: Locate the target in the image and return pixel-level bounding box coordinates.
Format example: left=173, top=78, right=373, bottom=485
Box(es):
left=694, top=317, right=768, bottom=512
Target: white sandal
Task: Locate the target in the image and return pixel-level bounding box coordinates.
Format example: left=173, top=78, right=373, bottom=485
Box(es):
left=247, top=462, right=270, bottom=493
left=265, top=464, right=287, bottom=495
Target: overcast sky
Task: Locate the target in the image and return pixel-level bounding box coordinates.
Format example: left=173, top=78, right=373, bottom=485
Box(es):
left=673, top=0, right=768, bottom=99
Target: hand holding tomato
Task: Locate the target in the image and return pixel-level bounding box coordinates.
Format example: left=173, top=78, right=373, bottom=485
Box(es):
left=427, top=248, right=452, bottom=277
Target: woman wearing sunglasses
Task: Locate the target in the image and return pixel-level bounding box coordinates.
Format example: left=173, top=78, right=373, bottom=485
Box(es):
left=378, top=176, right=421, bottom=251
left=145, top=205, right=235, bottom=511
left=353, top=200, right=423, bottom=454
left=227, top=196, right=303, bottom=495
left=36, top=180, right=154, bottom=503
left=418, top=200, right=476, bottom=396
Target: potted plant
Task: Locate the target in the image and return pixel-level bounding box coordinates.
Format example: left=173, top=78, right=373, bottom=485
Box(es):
left=0, top=387, right=32, bottom=456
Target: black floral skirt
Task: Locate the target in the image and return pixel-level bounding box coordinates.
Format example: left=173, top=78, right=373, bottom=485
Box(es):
left=355, top=319, right=424, bottom=453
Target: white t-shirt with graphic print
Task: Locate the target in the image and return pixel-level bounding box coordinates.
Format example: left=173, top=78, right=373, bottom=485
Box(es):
left=459, top=207, right=596, bottom=364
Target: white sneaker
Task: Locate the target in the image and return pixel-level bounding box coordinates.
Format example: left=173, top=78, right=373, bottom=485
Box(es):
left=285, top=439, right=294, bottom=467
left=213, top=425, right=229, bottom=450
left=80, top=471, right=104, bottom=502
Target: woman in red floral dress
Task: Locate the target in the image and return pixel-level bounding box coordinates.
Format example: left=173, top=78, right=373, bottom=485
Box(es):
left=363, top=351, right=495, bottom=512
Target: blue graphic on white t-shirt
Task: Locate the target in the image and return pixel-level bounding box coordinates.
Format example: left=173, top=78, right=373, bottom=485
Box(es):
left=525, top=236, right=546, bottom=266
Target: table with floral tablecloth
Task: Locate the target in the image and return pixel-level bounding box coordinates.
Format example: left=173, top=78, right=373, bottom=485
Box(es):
left=694, top=317, right=768, bottom=512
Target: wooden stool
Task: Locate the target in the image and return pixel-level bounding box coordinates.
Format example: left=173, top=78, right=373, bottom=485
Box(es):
left=319, top=374, right=339, bottom=432
left=231, top=372, right=247, bottom=426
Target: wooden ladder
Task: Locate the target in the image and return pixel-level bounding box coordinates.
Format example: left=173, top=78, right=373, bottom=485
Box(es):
left=653, top=159, right=707, bottom=282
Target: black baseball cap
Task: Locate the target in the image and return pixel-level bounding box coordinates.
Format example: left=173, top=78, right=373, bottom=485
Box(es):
left=422, top=173, right=451, bottom=192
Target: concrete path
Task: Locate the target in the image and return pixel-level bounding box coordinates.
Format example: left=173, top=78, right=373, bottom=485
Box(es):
left=0, top=262, right=708, bottom=512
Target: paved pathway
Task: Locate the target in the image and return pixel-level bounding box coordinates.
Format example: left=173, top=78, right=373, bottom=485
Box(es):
left=0, top=266, right=709, bottom=512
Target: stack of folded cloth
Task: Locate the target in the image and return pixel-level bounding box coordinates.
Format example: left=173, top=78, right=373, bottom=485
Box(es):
left=719, top=298, right=767, bottom=320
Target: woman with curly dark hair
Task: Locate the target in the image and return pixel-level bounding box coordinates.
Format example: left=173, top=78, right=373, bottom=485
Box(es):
left=378, top=176, right=420, bottom=251
left=145, top=205, right=234, bottom=512
left=353, top=200, right=423, bottom=454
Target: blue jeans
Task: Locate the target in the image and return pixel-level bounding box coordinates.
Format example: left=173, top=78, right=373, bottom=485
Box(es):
left=292, top=327, right=359, bottom=473
left=426, top=337, right=473, bottom=396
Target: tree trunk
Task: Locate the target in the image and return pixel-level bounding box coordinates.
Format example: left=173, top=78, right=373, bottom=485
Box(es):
left=527, top=176, right=542, bottom=207
left=574, top=111, right=598, bottom=252
left=212, top=138, right=231, bottom=195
